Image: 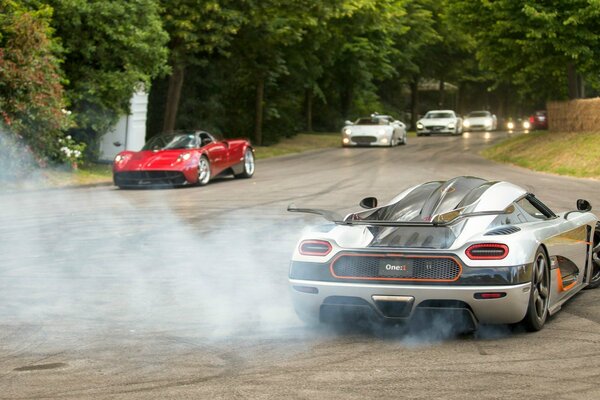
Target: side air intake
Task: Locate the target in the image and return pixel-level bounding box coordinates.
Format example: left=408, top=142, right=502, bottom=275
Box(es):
left=484, top=226, right=521, bottom=236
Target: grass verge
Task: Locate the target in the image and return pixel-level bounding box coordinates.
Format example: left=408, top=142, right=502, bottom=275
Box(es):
left=40, top=163, right=113, bottom=187
left=254, top=132, right=340, bottom=159
left=481, top=131, right=600, bottom=179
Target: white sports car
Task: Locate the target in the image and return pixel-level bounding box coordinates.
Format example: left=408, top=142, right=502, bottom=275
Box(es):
left=463, top=111, right=497, bottom=131
left=416, top=110, right=463, bottom=136
left=342, top=114, right=407, bottom=147
left=288, top=176, right=599, bottom=331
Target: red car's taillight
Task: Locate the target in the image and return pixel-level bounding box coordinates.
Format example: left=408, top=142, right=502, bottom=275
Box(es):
left=299, top=240, right=332, bottom=256
left=465, top=243, right=508, bottom=260
left=529, top=116, right=535, bottom=124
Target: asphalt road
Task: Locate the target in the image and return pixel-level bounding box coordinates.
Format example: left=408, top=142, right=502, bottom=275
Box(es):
left=1, top=131, right=600, bottom=399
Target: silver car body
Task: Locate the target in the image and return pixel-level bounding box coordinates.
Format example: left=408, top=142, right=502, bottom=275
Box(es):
left=416, top=110, right=463, bottom=135
left=463, top=111, right=497, bottom=131
left=342, top=115, right=407, bottom=147
left=288, top=176, right=597, bottom=328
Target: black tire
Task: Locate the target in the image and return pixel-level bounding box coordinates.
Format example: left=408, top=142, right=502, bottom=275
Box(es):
left=197, top=155, right=211, bottom=186
left=586, top=222, right=600, bottom=289
left=234, top=148, right=255, bottom=179
left=521, top=247, right=550, bottom=331
left=401, top=133, right=407, bottom=145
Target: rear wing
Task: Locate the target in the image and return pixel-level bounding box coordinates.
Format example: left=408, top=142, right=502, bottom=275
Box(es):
left=287, top=204, right=513, bottom=227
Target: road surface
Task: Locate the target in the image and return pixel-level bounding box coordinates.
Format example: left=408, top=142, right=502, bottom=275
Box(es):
left=1, top=131, right=599, bottom=399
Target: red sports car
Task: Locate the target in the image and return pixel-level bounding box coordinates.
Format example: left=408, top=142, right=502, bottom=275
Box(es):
left=113, top=131, right=254, bottom=188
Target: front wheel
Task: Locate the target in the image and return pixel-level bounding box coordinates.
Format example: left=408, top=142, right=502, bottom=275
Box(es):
left=197, top=155, right=211, bottom=186
left=587, top=222, right=600, bottom=289
left=521, top=247, right=550, bottom=331
left=234, top=149, right=255, bottom=179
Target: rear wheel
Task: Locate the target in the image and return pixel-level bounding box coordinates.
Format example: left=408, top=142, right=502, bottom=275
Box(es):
left=521, top=247, right=550, bottom=331
left=400, top=132, right=407, bottom=145
left=234, top=149, right=255, bottom=179
left=197, top=156, right=211, bottom=186
left=587, top=222, right=600, bottom=289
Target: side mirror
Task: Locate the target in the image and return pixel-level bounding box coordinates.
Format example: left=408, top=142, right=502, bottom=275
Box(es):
left=577, top=199, right=592, bottom=212
left=359, top=197, right=378, bottom=209
left=344, top=120, right=353, bottom=126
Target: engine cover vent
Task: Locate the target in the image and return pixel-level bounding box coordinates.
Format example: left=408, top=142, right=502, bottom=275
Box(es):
left=484, top=226, right=521, bottom=236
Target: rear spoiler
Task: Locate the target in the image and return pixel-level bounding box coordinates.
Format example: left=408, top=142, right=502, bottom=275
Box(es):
left=287, top=205, right=343, bottom=222
left=287, top=204, right=513, bottom=227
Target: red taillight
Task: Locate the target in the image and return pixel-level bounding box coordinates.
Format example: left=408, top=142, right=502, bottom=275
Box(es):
left=474, top=292, right=507, bottom=299
left=529, top=116, right=535, bottom=123
left=299, top=240, right=332, bottom=256
left=465, top=243, right=508, bottom=260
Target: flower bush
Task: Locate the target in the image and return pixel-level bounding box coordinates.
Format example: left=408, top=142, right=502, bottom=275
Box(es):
left=57, top=135, right=86, bottom=164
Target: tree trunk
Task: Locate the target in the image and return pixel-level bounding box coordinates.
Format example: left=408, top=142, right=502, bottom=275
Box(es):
left=578, top=74, right=585, bottom=98
left=438, top=79, right=445, bottom=108
left=567, top=63, right=578, bottom=99
left=254, top=77, right=265, bottom=146
left=306, top=88, right=313, bottom=132
left=410, top=79, right=419, bottom=130
left=340, top=84, right=353, bottom=119
left=162, top=64, right=185, bottom=133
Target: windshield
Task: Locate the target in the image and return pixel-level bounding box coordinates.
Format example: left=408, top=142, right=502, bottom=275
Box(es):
left=355, top=117, right=390, bottom=125
left=467, top=111, right=490, bottom=118
left=425, top=112, right=454, bottom=119
left=142, top=134, right=198, bottom=150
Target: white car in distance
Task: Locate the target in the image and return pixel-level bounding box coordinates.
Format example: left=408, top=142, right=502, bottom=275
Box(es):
left=416, top=110, right=463, bottom=136
left=342, top=114, right=407, bottom=147
left=463, top=111, right=497, bottom=131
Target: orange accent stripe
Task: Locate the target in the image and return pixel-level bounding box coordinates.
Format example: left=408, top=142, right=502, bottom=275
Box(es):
left=556, top=268, right=577, bottom=293
left=329, top=253, right=462, bottom=283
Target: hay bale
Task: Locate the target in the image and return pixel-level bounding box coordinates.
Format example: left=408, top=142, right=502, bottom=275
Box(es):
left=547, top=98, right=600, bottom=132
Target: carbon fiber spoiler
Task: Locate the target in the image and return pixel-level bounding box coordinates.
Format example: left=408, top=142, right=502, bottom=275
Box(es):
left=287, top=204, right=511, bottom=227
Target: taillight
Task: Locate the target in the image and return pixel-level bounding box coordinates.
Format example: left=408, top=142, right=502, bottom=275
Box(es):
left=529, top=116, right=535, bottom=123
left=474, top=292, right=507, bottom=299
left=465, top=243, right=508, bottom=260
left=299, top=240, right=332, bottom=256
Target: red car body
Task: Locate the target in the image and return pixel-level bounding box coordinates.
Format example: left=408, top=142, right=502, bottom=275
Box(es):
left=113, top=131, right=254, bottom=188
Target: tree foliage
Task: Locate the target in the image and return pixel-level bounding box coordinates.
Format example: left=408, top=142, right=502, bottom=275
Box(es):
left=450, top=0, right=600, bottom=102
left=0, top=1, right=70, bottom=165
left=46, top=0, right=169, bottom=147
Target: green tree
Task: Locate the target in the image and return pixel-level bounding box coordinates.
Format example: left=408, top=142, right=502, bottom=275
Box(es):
left=0, top=1, right=70, bottom=165
left=46, top=0, right=168, bottom=153
left=450, top=0, right=600, bottom=102
left=160, top=0, right=243, bottom=133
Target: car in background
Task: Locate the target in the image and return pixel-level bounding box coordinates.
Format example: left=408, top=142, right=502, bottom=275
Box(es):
left=506, top=117, right=531, bottom=131
left=416, top=110, right=463, bottom=136
left=342, top=114, right=407, bottom=147
left=113, top=130, right=254, bottom=188
left=463, top=110, right=497, bottom=131
left=529, top=110, right=548, bottom=130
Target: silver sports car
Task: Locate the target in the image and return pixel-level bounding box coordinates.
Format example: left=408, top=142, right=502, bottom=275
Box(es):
left=288, top=176, right=599, bottom=331
left=342, top=114, right=407, bottom=147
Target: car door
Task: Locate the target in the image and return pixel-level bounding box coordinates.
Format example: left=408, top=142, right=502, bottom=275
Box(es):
left=519, top=196, right=589, bottom=302
left=200, top=132, right=228, bottom=175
